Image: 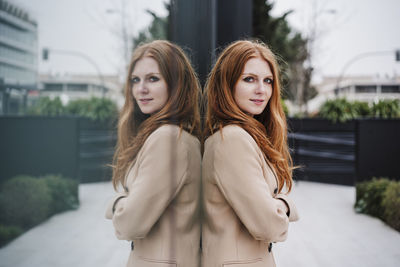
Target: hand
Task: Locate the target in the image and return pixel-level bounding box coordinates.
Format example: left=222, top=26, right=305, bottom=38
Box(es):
left=276, top=198, right=289, bottom=215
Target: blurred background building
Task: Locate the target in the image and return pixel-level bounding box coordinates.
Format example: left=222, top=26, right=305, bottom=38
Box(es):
left=38, top=74, right=123, bottom=107
left=307, top=75, right=400, bottom=113
left=0, top=0, right=38, bottom=115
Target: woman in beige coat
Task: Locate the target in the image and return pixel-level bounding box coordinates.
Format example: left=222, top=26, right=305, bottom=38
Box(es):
left=202, top=40, right=299, bottom=267
left=105, top=40, right=201, bottom=267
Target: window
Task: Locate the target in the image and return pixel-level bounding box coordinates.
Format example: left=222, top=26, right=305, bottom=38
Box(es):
left=67, top=84, right=88, bottom=92
left=355, top=85, right=376, bottom=93
left=340, top=86, right=350, bottom=93
left=44, top=84, right=63, bottom=92
left=381, top=85, right=400, bottom=93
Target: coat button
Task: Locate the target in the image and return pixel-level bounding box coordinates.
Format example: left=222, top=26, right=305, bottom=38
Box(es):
left=131, top=241, right=134, bottom=251
left=274, top=188, right=278, bottom=194
left=268, top=242, right=272, bottom=252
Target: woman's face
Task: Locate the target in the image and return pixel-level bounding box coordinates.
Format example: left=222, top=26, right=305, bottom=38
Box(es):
left=233, top=56, right=273, bottom=116
left=131, top=57, right=168, bottom=114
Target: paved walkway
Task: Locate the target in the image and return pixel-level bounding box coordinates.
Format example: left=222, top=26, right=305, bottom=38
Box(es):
left=0, top=181, right=399, bottom=267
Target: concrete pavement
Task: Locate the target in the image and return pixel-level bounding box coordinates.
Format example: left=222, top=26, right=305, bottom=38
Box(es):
left=0, top=181, right=399, bottom=267
left=274, top=181, right=400, bottom=267
left=0, top=182, right=129, bottom=267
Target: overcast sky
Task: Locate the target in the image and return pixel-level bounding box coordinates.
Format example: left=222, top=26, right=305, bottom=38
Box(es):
left=272, top=0, right=400, bottom=81
left=12, top=0, right=400, bottom=83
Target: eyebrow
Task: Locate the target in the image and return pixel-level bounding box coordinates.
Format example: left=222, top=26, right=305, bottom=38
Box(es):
left=242, top=72, right=273, bottom=77
left=131, top=72, right=161, bottom=77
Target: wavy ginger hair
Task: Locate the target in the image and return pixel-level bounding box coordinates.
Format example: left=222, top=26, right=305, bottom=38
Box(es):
left=205, top=40, right=293, bottom=193
left=112, top=40, right=201, bottom=189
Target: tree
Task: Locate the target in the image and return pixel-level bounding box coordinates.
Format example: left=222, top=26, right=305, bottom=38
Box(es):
left=132, top=4, right=169, bottom=48
left=253, top=0, right=315, bottom=114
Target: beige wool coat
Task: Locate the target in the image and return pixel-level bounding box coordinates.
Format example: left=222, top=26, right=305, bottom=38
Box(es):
left=201, top=125, right=299, bottom=267
left=105, top=124, right=202, bottom=267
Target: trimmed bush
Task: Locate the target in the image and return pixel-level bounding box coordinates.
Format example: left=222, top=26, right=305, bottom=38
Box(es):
left=371, top=99, right=400, bottom=119
left=27, top=96, right=65, bottom=116
left=27, top=96, right=118, bottom=122
left=0, top=174, right=80, bottom=247
left=355, top=178, right=391, bottom=219
left=352, top=101, right=371, bottom=117
left=0, top=175, right=51, bottom=229
left=318, top=98, right=356, bottom=123
left=382, top=181, right=400, bottom=231
left=41, top=175, right=79, bottom=215
left=355, top=177, right=400, bottom=232
left=0, top=224, right=23, bottom=247
left=66, top=97, right=118, bottom=122
left=319, top=98, right=400, bottom=122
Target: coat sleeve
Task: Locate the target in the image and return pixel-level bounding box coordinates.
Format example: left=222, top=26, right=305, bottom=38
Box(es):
left=108, top=127, right=189, bottom=240
left=213, top=128, right=292, bottom=242
left=276, top=193, right=299, bottom=222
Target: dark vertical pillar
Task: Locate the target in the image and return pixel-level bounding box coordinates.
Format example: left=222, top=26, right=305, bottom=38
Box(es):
left=217, top=0, right=253, bottom=49
left=169, top=0, right=215, bottom=85
left=169, top=0, right=252, bottom=86
left=356, top=119, right=400, bottom=183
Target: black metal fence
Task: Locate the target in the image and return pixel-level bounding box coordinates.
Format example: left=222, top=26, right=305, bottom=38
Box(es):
left=289, top=118, right=400, bottom=186
left=289, top=119, right=356, bottom=185
left=1, top=117, right=398, bottom=185
left=77, top=119, right=116, bottom=183
left=0, top=116, right=116, bottom=184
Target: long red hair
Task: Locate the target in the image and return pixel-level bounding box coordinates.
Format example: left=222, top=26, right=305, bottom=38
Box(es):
left=112, top=40, right=201, bottom=189
left=204, top=40, right=293, bottom=193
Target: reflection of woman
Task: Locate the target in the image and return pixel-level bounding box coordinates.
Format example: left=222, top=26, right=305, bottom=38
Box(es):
left=105, top=40, right=201, bottom=267
left=202, top=40, right=299, bottom=267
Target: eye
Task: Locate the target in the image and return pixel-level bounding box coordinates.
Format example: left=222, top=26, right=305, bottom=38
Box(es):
left=149, top=76, right=160, bottom=82
left=264, top=78, right=273, bottom=84
left=243, top=76, right=255, bottom=82
left=131, top=77, right=140, bottom=84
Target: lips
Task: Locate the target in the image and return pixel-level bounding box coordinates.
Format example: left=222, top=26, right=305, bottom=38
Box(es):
left=139, top=98, right=153, bottom=104
left=250, top=99, right=264, bottom=105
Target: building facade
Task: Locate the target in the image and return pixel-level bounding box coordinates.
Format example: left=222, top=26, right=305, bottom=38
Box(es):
left=307, top=75, right=400, bottom=113
left=0, top=0, right=38, bottom=114
left=38, top=74, right=124, bottom=108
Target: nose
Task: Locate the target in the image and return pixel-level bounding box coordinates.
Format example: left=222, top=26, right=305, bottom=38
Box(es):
left=255, top=80, right=266, bottom=94
left=137, top=81, right=149, bottom=94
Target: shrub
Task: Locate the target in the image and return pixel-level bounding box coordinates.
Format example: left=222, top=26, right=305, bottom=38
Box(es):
left=371, top=99, right=400, bottom=119
left=317, top=98, right=400, bottom=122
left=0, top=174, right=80, bottom=247
left=0, top=175, right=51, bottom=229
left=27, top=96, right=118, bottom=122
left=318, top=98, right=356, bottom=123
left=27, top=96, right=65, bottom=116
left=0, top=224, right=23, bottom=247
left=41, top=175, right=79, bottom=215
left=352, top=101, right=371, bottom=117
left=382, top=181, right=400, bottom=231
left=66, top=97, right=118, bottom=122
left=354, top=177, right=391, bottom=219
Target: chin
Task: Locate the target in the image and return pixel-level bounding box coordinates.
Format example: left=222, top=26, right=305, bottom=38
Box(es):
left=138, top=107, right=153, bottom=114
left=249, top=109, right=264, bottom=116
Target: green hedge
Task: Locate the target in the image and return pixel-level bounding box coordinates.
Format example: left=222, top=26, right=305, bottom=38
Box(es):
left=41, top=175, right=79, bottom=215
left=65, top=97, right=118, bottom=122
left=0, top=174, right=79, bottom=247
left=0, top=225, right=23, bottom=247
left=27, top=96, right=118, bottom=122
left=0, top=176, right=52, bottom=229
left=355, top=177, right=400, bottom=232
left=319, top=98, right=400, bottom=123
left=371, top=99, right=400, bottom=119
left=27, top=97, right=65, bottom=116
left=382, top=181, right=400, bottom=231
